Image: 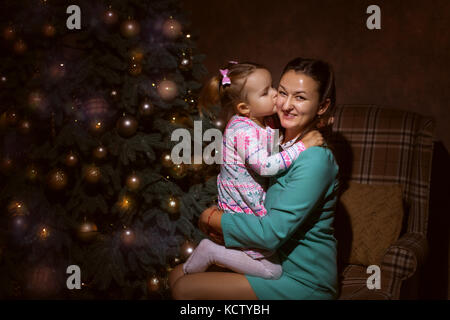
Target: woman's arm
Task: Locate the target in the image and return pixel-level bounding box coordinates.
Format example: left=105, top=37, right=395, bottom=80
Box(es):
left=220, top=147, right=338, bottom=252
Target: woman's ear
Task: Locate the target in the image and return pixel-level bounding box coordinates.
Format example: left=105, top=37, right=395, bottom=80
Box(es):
left=236, top=102, right=250, bottom=116
left=317, top=98, right=331, bottom=116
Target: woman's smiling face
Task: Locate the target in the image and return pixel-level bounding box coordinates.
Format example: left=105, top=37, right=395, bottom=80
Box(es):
left=276, top=70, right=326, bottom=132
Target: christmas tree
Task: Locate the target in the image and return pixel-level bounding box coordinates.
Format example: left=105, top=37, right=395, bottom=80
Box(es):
left=0, top=0, right=220, bottom=299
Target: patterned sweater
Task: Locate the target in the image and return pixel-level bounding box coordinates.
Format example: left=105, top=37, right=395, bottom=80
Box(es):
left=217, top=115, right=306, bottom=258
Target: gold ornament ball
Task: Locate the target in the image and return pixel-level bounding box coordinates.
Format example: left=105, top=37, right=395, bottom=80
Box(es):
left=129, top=62, right=142, bottom=76
left=3, top=26, right=15, bottom=40
left=29, top=91, right=46, bottom=111
left=126, top=173, right=141, bottom=191
left=38, top=226, right=50, bottom=240
left=139, top=100, right=155, bottom=117
left=162, top=18, right=182, bottom=39
left=65, top=152, right=79, bottom=167
left=121, top=19, right=140, bottom=37
left=180, top=241, right=195, bottom=261
left=42, top=24, right=56, bottom=37
left=103, top=9, right=118, bottom=25
left=77, top=221, right=99, bottom=243
left=7, top=200, right=28, bottom=216
left=47, top=169, right=68, bottom=191
left=157, top=80, right=178, bottom=101
left=161, top=152, right=173, bottom=168
left=130, top=48, right=144, bottom=62
left=26, top=164, right=39, bottom=182
left=13, top=39, right=27, bottom=54
left=6, top=109, right=18, bottom=126
left=18, top=119, right=31, bottom=135
left=116, top=115, right=138, bottom=138
left=166, top=195, right=180, bottom=215
left=92, top=146, right=108, bottom=160
left=147, top=276, right=161, bottom=292
left=84, top=165, right=101, bottom=184
left=169, top=163, right=188, bottom=179
left=121, top=228, right=135, bottom=245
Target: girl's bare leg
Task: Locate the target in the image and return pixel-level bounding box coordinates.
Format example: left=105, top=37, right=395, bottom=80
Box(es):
left=169, top=264, right=258, bottom=300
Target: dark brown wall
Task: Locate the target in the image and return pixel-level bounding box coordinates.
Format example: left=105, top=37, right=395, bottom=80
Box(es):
left=183, top=0, right=450, bottom=150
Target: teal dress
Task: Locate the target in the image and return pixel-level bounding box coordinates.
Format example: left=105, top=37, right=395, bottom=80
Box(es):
left=221, top=146, right=339, bottom=300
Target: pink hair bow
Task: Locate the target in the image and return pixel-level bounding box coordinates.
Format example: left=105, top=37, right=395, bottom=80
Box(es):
left=220, top=69, right=231, bottom=86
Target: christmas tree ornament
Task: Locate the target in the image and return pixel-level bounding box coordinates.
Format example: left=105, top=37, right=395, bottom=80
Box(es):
left=37, top=226, right=50, bottom=240
left=49, top=63, right=65, bottom=79
left=26, top=164, right=39, bottom=182
left=139, top=100, right=155, bottom=117
left=213, top=117, right=226, bottom=130
left=18, top=119, right=31, bottom=135
left=121, top=19, right=140, bottom=38
left=161, top=152, right=173, bottom=168
left=162, top=18, right=182, bottom=39
left=126, top=173, right=140, bottom=191
left=28, top=91, right=47, bottom=111
left=77, top=219, right=99, bottom=243
left=64, top=151, right=79, bottom=167
left=84, top=165, right=101, bottom=184
left=92, top=146, right=108, bottom=161
left=103, top=9, right=118, bottom=25
left=5, top=109, right=18, bottom=126
left=3, top=26, right=15, bottom=40
left=47, top=169, right=68, bottom=191
left=147, top=275, right=161, bottom=292
left=118, top=195, right=132, bottom=211
left=42, top=24, right=56, bottom=37
left=169, top=163, right=188, bottom=179
left=165, top=195, right=180, bottom=215
left=180, top=240, right=195, bottom=261
left=157, top=79, right=178, bottom=101
left=83, top=97, right=109, bottom=120
left=121, top=228, right=135, bottom=245
left=7, top=200, right=28, bottom=216
left=129, top=62, right=142, bottom=76
left=1, top=76, right=6, bottom=83
left=130, top=48, right=144, bottom=62
left=116, top=114, right=138, bottom=138
left=13, top=39, right=27, bottom=54
left=10, top=214, right=28, bottom=234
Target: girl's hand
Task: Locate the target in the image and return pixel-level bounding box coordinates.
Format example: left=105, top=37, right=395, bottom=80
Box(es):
left=302, top=130, right=324, bottom=148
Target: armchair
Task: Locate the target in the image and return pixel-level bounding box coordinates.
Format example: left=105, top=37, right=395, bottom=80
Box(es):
left=330, top=105, right=435, bottom=299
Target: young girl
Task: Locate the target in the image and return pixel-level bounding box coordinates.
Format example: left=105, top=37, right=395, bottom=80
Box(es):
left=182, top=62, right=323, bottom=279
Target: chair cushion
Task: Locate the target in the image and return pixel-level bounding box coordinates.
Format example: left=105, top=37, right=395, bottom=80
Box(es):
left=334, top=181, right=404, bottom=266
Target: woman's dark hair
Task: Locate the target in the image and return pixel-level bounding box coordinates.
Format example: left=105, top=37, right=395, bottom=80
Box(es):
left=280, top=57, right=336, bottom=143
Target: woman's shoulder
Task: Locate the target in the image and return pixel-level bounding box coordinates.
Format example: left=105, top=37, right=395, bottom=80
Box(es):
left=294, top=146, right=338, bottom=173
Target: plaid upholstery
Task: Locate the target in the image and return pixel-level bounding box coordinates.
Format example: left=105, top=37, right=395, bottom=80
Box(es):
left=331, top=105, right=435, bottom=299
left=331, top=105, right=435, bottom=234
left=381, top=232, right=428, bottom=280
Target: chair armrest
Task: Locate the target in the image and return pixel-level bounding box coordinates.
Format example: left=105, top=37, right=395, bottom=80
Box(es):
left=381, top=232, right=428, bottom=281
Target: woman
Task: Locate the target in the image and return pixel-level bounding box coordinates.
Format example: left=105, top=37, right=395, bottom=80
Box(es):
left=169, top=57, right=339, bottom=300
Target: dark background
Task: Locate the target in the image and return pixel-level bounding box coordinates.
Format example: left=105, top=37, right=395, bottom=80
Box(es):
left=183, top=0, right=449, bottom=299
